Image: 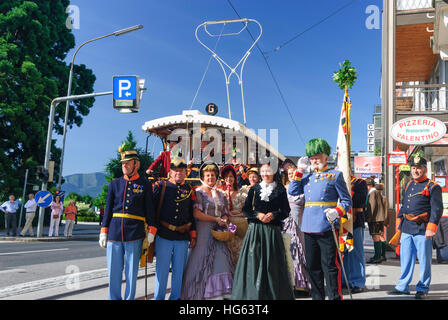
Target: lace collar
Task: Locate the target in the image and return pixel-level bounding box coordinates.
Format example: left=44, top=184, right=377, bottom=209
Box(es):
left=259, top=181, right=277, bottom=202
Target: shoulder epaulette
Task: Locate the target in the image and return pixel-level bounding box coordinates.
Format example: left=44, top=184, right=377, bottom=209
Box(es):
left=429, top=180, right=440, bottom=190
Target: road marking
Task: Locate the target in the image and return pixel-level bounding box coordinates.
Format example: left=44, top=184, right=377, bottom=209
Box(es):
left=0, top=269, right=26, bottom=274
left=0, top=248, right=69, bottom=256
left=0, top=265, right=155, bottom=299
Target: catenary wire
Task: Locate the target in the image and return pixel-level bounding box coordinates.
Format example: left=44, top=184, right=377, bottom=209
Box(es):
left=264, top=0, right=358, bottom=55
left=226, top=0, right=307, bottom=147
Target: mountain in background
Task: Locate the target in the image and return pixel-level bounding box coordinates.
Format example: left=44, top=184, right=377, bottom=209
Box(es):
left=61, top=172, right=107, bottom=198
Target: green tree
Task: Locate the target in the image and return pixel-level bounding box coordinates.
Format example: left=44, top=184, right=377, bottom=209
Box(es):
left=81, top=194, right=93, bottom=205
left=374, top=146, right=382, bottom=156
left=94, top=131, right=154, bottom=207
left=0, top=1, right=96, bottom=200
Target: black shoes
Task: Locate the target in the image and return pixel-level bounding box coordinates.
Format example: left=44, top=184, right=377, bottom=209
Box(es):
left=387, top=288, right=410, bottom=295
left=351, top=287, right=365, bottom=294
left=367, top=256, right=383, bottom=264
left=415, top=291, right=428, bottom=299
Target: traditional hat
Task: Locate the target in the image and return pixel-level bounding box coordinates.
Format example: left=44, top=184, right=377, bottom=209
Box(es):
left=409, top=154, right=427, bottom=167
left=221, top=164, right=237, bottom=179
left=170, top=157, right=187, bottom=169
left=281, top=158, right=296, bottom=171
left=118, top=143, right=139, bottom=163
left=306, top=138, right=331, bottom=157
left=199, top=161, right=220, bottom=180
left=247, top=167, right=259, bottom=176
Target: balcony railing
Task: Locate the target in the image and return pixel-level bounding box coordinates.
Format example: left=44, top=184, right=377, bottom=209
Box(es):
left=395, top=83, right=448, bottom=112
left=397, top=0, right=433, bottom=11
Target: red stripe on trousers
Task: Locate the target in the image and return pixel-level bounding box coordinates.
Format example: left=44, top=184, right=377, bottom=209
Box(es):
left=333, top=230, right=343, bottom=300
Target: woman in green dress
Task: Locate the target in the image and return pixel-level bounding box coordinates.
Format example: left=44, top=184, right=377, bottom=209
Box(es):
left=231, top=163, right=294, bottom=300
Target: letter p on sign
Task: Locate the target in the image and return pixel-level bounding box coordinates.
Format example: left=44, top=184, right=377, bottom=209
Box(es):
left=119, top=80, right=131, bottom=98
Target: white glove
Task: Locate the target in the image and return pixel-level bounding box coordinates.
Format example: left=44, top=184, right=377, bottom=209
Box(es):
left=297, top=156, right=310, bottom=172
left=147, top=233, right=155, bottom=244
left=325, top=208, right=339, bottom=223
left=99, top=233, right=107, bottom=248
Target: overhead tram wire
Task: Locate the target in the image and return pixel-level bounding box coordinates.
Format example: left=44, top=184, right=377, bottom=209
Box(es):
left=226, top=0, right=307, bottom=147
left=264, top=0, right=358, bottom=55
left=189, top=24, right=226, bottom=110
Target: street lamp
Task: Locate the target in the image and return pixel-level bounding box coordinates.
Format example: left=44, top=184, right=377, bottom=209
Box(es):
left=57, top=24, right=143, bottom=189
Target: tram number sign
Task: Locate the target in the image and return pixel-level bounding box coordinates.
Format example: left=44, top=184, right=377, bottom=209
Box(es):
left=206, top=103, right=218, bottom=116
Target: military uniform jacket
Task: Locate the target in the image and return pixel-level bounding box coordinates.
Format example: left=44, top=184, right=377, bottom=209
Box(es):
left=153, top=180, right=197, bottom=241
left=288, top=167, right=352, bottom=233
left=101, top=175, right=156, bottom=242
left=351, top=177, right=368, bottom=229
left=398, top=178, right=443, bottom=235
left=242, top=183, right=290, bottom=227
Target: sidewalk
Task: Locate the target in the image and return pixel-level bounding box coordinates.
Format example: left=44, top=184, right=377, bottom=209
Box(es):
left=2, top=225, right=448, bottom=300
left=0, top=221, right=100, bottom=242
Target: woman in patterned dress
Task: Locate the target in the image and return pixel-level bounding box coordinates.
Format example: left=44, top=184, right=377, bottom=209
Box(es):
left=282, top=163, right=311, bottom=296
left=221, top=165, right=249, bottom=266
left=180, top=162, right=234, bottom=300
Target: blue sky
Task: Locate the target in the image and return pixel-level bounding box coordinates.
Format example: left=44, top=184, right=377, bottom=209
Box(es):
left=60, top=0, right=382, bottom=175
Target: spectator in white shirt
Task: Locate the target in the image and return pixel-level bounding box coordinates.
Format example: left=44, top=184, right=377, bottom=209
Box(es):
left=20, top=193, right=37, bottom=237
left=1, top=195, right=19, bottom=237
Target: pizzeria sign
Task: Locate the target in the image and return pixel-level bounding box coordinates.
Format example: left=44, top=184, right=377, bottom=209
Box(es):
left=390, top=116, right=447, bottom=145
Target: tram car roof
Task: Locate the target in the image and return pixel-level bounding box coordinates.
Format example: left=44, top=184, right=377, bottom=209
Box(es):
left=141, top=110, right=286, bottom=162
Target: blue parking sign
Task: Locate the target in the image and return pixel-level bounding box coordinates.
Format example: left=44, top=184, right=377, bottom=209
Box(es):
left=113, top=76, right=137, bottom=100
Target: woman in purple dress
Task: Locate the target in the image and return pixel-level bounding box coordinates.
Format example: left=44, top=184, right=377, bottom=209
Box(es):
left=180, top=162, right=234, bottom=300
left=282, top=163, right=311, bottom=296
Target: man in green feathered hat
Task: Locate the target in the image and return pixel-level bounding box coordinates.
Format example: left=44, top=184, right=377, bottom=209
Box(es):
left=289, top=138, right=352, bottom=300
left=99, top=143, right=157, bottom=300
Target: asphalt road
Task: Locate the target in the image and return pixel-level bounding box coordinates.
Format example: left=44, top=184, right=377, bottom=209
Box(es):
left=0, top=240, right=107, bottom=290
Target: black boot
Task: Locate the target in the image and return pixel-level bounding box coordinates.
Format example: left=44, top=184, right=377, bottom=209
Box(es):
left=380, top=241, right=387, bottom=262
left=367, top=242, right=382, bottom=264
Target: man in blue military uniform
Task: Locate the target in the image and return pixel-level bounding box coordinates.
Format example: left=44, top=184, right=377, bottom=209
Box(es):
left=153, top=157, right=197, bottom=300
left=99, top=146, right=156, bottom=300
left=289, top=138, right=352, bottom=300
left=388, top=154, right=443, bottom=299
left=342, top=175, right=368, bottom=293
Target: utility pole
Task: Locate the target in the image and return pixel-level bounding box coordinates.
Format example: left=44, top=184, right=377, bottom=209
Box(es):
left=382, top=0, right=396, bottom=241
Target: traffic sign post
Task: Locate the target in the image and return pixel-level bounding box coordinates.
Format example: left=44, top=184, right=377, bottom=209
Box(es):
left=113, top=75, right=146, bottom=113
left=38, top=76, right=146, bottom=237
left=387, top=148, right=408, bottom=221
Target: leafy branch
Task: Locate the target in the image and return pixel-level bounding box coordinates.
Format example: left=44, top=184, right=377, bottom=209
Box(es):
left=333, top=59, right=357, bottom=90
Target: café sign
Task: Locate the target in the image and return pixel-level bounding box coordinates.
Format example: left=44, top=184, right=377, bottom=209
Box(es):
left=390, top=116, right=446, bottom=145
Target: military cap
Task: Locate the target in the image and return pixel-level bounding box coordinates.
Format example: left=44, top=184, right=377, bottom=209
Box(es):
left=409, top=154, right=427, bottom=167
left=118, top=143, right=139, bottom=162
left=306, top=138, right=331, bottom=157
left=170, top=157, right=187, bottom=169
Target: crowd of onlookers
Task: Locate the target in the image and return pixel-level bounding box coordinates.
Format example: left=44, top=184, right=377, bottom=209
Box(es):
left=0, top=193, right=80, bottom=237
